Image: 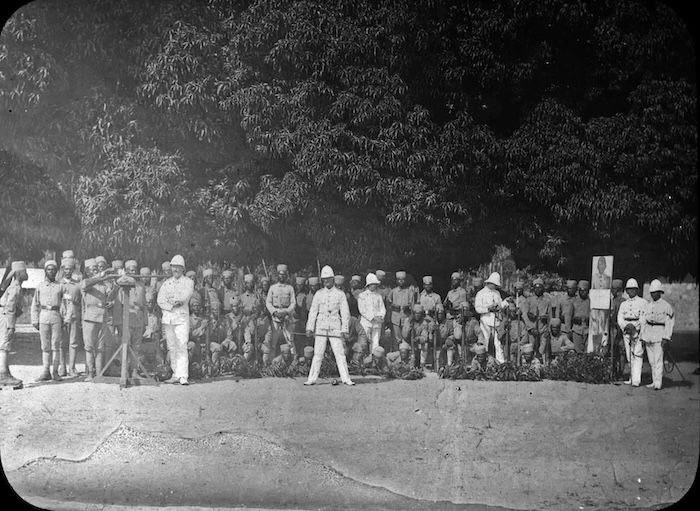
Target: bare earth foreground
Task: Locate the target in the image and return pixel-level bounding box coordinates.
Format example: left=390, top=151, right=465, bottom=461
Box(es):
left=1, top=333, right=698, bottom=511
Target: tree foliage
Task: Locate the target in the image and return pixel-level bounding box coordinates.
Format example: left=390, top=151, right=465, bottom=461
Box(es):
left=0, top=0, right=696, bottom=279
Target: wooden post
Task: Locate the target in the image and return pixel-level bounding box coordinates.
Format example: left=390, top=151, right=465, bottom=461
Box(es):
left=120, top=285, right=131, bottom=388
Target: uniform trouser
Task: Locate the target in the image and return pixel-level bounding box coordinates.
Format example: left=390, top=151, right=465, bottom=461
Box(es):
left=629, top=338, right=646, bottom=386
left=622, top=331, right=638, bottom=364
left=0, top=315, right=14, bottom=352
left=60, top=320, right=81, bottom=351
left=39, top=322, right=62, bottom=353
left=306, top=335, right=352, bottom=384
left=163, top=323, right=189, bottom=379
left=82, top=321, right=105, bottom=353
left=645, top=342, right=664, bottom=388
left=270, top=319, right=296, bottom=356
left=391, top=317, right=411, bottom=349
left=479, top=320, right=505, bottom=363
left=361, top=320, right=382, bottom=352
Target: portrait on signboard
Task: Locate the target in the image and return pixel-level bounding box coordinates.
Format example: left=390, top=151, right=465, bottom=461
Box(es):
left=591, top=255, right=613, bottom=290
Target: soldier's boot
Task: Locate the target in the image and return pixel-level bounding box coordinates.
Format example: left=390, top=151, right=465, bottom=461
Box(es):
left=68, top=347, right=79, bottom=377
left=0, top=351, right=22, bottom=387
left=51, top=350, right=62, bottom=381
left=36, top=352, right=52, bottom=382
left=84, top=351, right=96, bottom=382
left=58, top=348, right=67, bottom=377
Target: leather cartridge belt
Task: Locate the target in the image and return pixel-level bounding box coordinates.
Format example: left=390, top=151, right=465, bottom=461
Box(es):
left=623, top=317, right=639, bottom=321
left=41, top=305, right=60, bottom=311
left=391, top=305, right=411, bottom=313
left=572, top=316, right=589, bottom=325
left=646, top=320, right=665, bottom=326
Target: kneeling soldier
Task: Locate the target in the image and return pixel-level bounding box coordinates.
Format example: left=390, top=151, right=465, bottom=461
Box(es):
left=470, top=344, right=498, bottom=372
left=549, top=318, right=575, bottom=361
left=387, top=341, right=412, bottom=366
left=364, top=345, right=388, bottom=371
left=271, top=343, right=296, bottom=370
left=519, top=343, right=542, bottom=377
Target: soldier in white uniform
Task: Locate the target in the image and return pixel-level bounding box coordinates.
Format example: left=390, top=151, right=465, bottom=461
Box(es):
left=639, top=279, right=675, bottom=390
left=304, top=265, right=354, bottom=386
left=617, top=278, right=647, bottom=385
left=157, top=255, right=195, bottom=385
left=357, top=273, right=386, bottom=352
left=474, top=272, right=509, bottom=363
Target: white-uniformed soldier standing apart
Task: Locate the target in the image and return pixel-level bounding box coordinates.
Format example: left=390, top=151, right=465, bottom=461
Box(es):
left=266, top=264, right=297, bottom=359
left=474, top=272, right=509, bottom=363
left=304, top=265, right=354, bottom=386
left=639, top=279, right=675, bottom=390
left=157, top=255, right=194, bottom=385
left=616, top=278, right=646, bottom=385
left=357, top=273, right=386, bottom=353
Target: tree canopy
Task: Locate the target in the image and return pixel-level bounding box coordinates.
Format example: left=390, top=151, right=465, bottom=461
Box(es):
left=0, top=0, right=696, bottom=281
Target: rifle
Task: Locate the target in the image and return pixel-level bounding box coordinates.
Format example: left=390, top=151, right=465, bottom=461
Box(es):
left=262, top=259, right=269, bottom=279
left=433, top=318, right=440, bottom=372
left=461, top=310, right=467, bottom=365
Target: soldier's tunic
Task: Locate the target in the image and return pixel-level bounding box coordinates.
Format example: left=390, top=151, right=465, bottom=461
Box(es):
left=387, top=286, right=414, bottom=343
left=81, top=276, right=110, bottom=353
left=238, top=290, right=259, bottom=348
left=271, top=354, right=295, bottom=370
left=201, top=285, right=222, bottom=317
left=32, top=279, right=70, bottom=352
left=639, top=297, right=674, bottom=389
left=559, top=293, right=577, bottom=336
left=419, top=290, right=442, bottom=320
left=187, top=314, right=209, bottom=361
left=520, top=356, right=543, bottom=377
left=219, top=286, right=238, bottom=314
left=571, top=297, right=591, bottom=353
left=522, top=294, right=554, bottom=356
left=410, top=317, right=433, bottom=366
left=305, top=286, right=352, bottom=384
left=550, top=333, right=576, bottom=355
left=266, top=282, right=296, bottom=357
left=386, top=350, right=408, bottom=366
left=158, top=275, right=195, bottom=379
left=444, top=287, right=467, bottom=320
left=0, top=281, right=23, bottom=352
left=357, top=288, right=386, bottom=352
left=60, top=277, right=82, bottom=354
left=474, top=287, right=508, bottom=363
left=363, top=354, right=388, bottom=371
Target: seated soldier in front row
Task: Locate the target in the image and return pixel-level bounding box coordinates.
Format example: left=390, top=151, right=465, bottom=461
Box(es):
left=297, top=346, right=314, bottom=371
left=435, top=305, right=457, bottom=367
left=364, top=345, right=388, bottom=371
left=549, top=318, right=575, bottom=363
left=387, top=341, right=412, bottom=367
left=271, top=343, right=296, bottom=371
left=519, top=343, right=542, bottom=377
left=470, top=344, right=498, bottom=372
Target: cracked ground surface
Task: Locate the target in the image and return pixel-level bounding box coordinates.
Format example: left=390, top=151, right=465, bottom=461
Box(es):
left=1, top=335, right=698, bottom=510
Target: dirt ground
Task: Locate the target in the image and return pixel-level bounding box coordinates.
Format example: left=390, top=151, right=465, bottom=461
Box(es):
left=1, top=332, right=698, bottom=511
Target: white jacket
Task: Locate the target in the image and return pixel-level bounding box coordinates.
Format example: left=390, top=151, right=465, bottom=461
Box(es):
left=357, top=289, right=386, bottom=330
left=157, top=276, right=194, bottom=325
left=306, top=286, right=350, bottom=337
left=474, top=287, right=508, bottom=327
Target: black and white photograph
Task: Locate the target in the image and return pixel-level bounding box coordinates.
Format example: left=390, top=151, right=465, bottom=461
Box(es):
left=0, top=0, right=698, bottom=510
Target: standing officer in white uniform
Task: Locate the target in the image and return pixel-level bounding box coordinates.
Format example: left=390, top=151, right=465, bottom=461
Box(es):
left=304, top=265, right=354, bottom=386
left=157, top=255, right=194, bottom=385
left=474, top=272, right=509, bottom=363
left=640, top=279, right=675, bottom=390
left=616, top=278, right=646, bottom=385
left=357, top=273, right=386, bottom=352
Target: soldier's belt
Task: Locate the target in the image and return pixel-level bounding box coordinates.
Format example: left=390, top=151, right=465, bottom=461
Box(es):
left=623, top=317, right=639, bottom=321
left=41, top=305, right=60, bottom=311
left=646, top=320, right=665, bottom=326
left=391, top=305, right=410, bottom=313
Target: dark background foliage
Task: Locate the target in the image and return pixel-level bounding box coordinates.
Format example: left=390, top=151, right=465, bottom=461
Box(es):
left=0, top=0, right=696, bottom=282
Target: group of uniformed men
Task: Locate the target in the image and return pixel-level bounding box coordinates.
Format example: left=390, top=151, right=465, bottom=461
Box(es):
left=0, top=251, right=675, bottom=389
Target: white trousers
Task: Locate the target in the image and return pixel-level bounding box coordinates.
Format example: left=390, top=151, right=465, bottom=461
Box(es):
left=479, top=320, right=505, bottom=363
left=307, top=335, right=352, bottom=384
left=361, top=320, right=382, bottom=352
left=646, top=342, right=664, bottom=389
left=163, top=323, right=189, bottom=379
